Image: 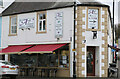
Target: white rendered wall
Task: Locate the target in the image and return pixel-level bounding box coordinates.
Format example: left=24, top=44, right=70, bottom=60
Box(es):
left=2, top=8, right=73, bottom=47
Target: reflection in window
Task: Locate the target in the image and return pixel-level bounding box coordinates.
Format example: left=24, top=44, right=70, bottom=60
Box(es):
left=10, top=45, right=69, bottom=68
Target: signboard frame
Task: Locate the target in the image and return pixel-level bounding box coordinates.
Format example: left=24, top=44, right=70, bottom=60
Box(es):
left=55, top=12, right=63, bottom=38
left=86, top=7, right=101, bottom=31
left=19, top=17, right=35, bottom=29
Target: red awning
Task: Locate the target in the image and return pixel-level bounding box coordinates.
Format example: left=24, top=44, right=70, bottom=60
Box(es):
left=22, top=44, right=66, bottom=53
left=0, top=44, right=67, bottom=54
left=0, top=45, right=34, bottom=54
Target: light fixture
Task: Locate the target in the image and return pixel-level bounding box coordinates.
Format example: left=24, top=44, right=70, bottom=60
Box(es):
left=21, top=29, right=24, bottom=31
left=28, top=28, right=30, bottom=30
left=92, top=31, right=97, bottom=39
left=92, top=27, right=97, bottom=39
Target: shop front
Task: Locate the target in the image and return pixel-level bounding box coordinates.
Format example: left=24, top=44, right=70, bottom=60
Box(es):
left=0, top=43, right=70, bottom=77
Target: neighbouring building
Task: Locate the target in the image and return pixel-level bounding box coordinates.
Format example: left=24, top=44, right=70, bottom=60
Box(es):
left=0, top=0, right=15, bottom=60
left=0, top=0, right=113, bottom=77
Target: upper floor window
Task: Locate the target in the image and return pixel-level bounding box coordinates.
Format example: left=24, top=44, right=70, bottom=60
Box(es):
left=9, top=16, right=17, bottom=36
left=0, top=0, right=3, bottom=7
left=37, top=12, right=46, bottom=33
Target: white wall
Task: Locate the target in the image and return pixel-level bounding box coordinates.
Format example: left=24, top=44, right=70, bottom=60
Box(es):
left=108, top=13, right=113, bottom=65
left=95, top=46, right=100, bottom=76
left=2, top=8, right=73, bottom=47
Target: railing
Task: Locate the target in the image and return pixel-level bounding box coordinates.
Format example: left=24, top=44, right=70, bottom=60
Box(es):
left=18, top=67, right=58, bottom=77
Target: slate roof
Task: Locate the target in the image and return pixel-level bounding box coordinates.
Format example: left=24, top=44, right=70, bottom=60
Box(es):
left=2, top=1, right=74, bottom=16
left=2, top=0, right=109, bottom=16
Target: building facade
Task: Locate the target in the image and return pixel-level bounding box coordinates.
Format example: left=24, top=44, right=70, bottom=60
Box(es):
left=1, top=1, right=113, bottom=77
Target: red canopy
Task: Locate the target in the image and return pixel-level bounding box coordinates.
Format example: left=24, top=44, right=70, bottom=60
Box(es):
left=23, top=44, right=66, bottom=53
left=0, top=45, right=34, bottom=54
left=0, top=44, right=67, bottom=54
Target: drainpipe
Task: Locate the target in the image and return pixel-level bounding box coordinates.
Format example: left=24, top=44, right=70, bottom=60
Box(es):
left=73, top=1, right=76, bottom=78
left=113, top=0, right=115, bottom=63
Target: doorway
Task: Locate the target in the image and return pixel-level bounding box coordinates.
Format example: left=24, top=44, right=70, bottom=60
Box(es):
left=87, top=46, right=95, bottom=76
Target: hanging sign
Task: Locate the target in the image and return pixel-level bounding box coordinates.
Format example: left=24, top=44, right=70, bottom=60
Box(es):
left=88, top=9, right=99, bottom=29
left=19, top=18, right=35, bottom=29
left=55, top=12, right=63, bottom=38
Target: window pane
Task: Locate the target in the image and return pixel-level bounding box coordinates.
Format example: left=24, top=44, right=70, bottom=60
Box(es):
left=11, top=17, right=17, bottom=25
left=43, top=20, right=46, bottom=30
left=39, top=21, right=42, bottom=31
left=11, top=26, right=17, bottom=34
left=39, top=14, right=43, bottom=19
left=38, top=53, right=58, bottom=67
left=0, top=0, right=3, bottom=6
left=11, top=29, right=14, bottom=34
left=11, top=26, right=13, bottom=33
left=10, top=16, right=17, bottom=34
left=43, top=13, right=46, bottom=19
left=10, top=54, right=37, bottom=67
left=59, top=50, right=69, bottom=68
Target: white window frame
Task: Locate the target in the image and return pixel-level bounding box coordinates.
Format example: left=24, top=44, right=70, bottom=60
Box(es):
left=37, top=12, right=46, bottom=33
left=9, top=16, right=17, bottom=36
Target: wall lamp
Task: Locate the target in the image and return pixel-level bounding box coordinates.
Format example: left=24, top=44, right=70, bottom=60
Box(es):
left=92, top=27, right=97, bottom=39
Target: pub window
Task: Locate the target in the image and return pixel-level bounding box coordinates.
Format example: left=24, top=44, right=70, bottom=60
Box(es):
left=9, top=16, right=17, bottom=36
left=59, top=50, right=69, bottom=68
left=37, top=12, right=46, bottom=33
left=10, top=45, right=69, bottom=68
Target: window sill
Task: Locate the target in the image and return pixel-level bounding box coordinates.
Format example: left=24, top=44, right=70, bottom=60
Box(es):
left=8, top=34, right=17, bottom=36
left=86, top=29, right=101, bottom=31
left=36, top=31, right=47, bottom=34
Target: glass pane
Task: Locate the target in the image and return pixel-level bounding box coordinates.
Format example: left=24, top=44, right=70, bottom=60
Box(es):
left=10, top=54, right=37, bottom=67
left=0, top=0, right=3, bottom=6
left=11, top=26, right=14, bottom=33
left=39, top=14, right=43, bottom=19
left=39, top=21, right=42, bottom=31
left=38, top=53, right=58, bottom=67
left=59, top=50, right=69, bottom=68
left=11, top=26, right=17, bottom=34
left=43, top=20, right=46, bottom=30
left=43, top=13, right=46, bottom=19
left=11, top=29, right=14, bottom=34
left=14, top=30, right=17, bottom=33
left=11, top=17, right=17, bottom=25
left=87, top=52, right=94, bottom=73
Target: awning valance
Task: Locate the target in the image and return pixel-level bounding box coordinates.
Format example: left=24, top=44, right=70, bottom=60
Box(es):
left=0, top=44, right=67, bottom=54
